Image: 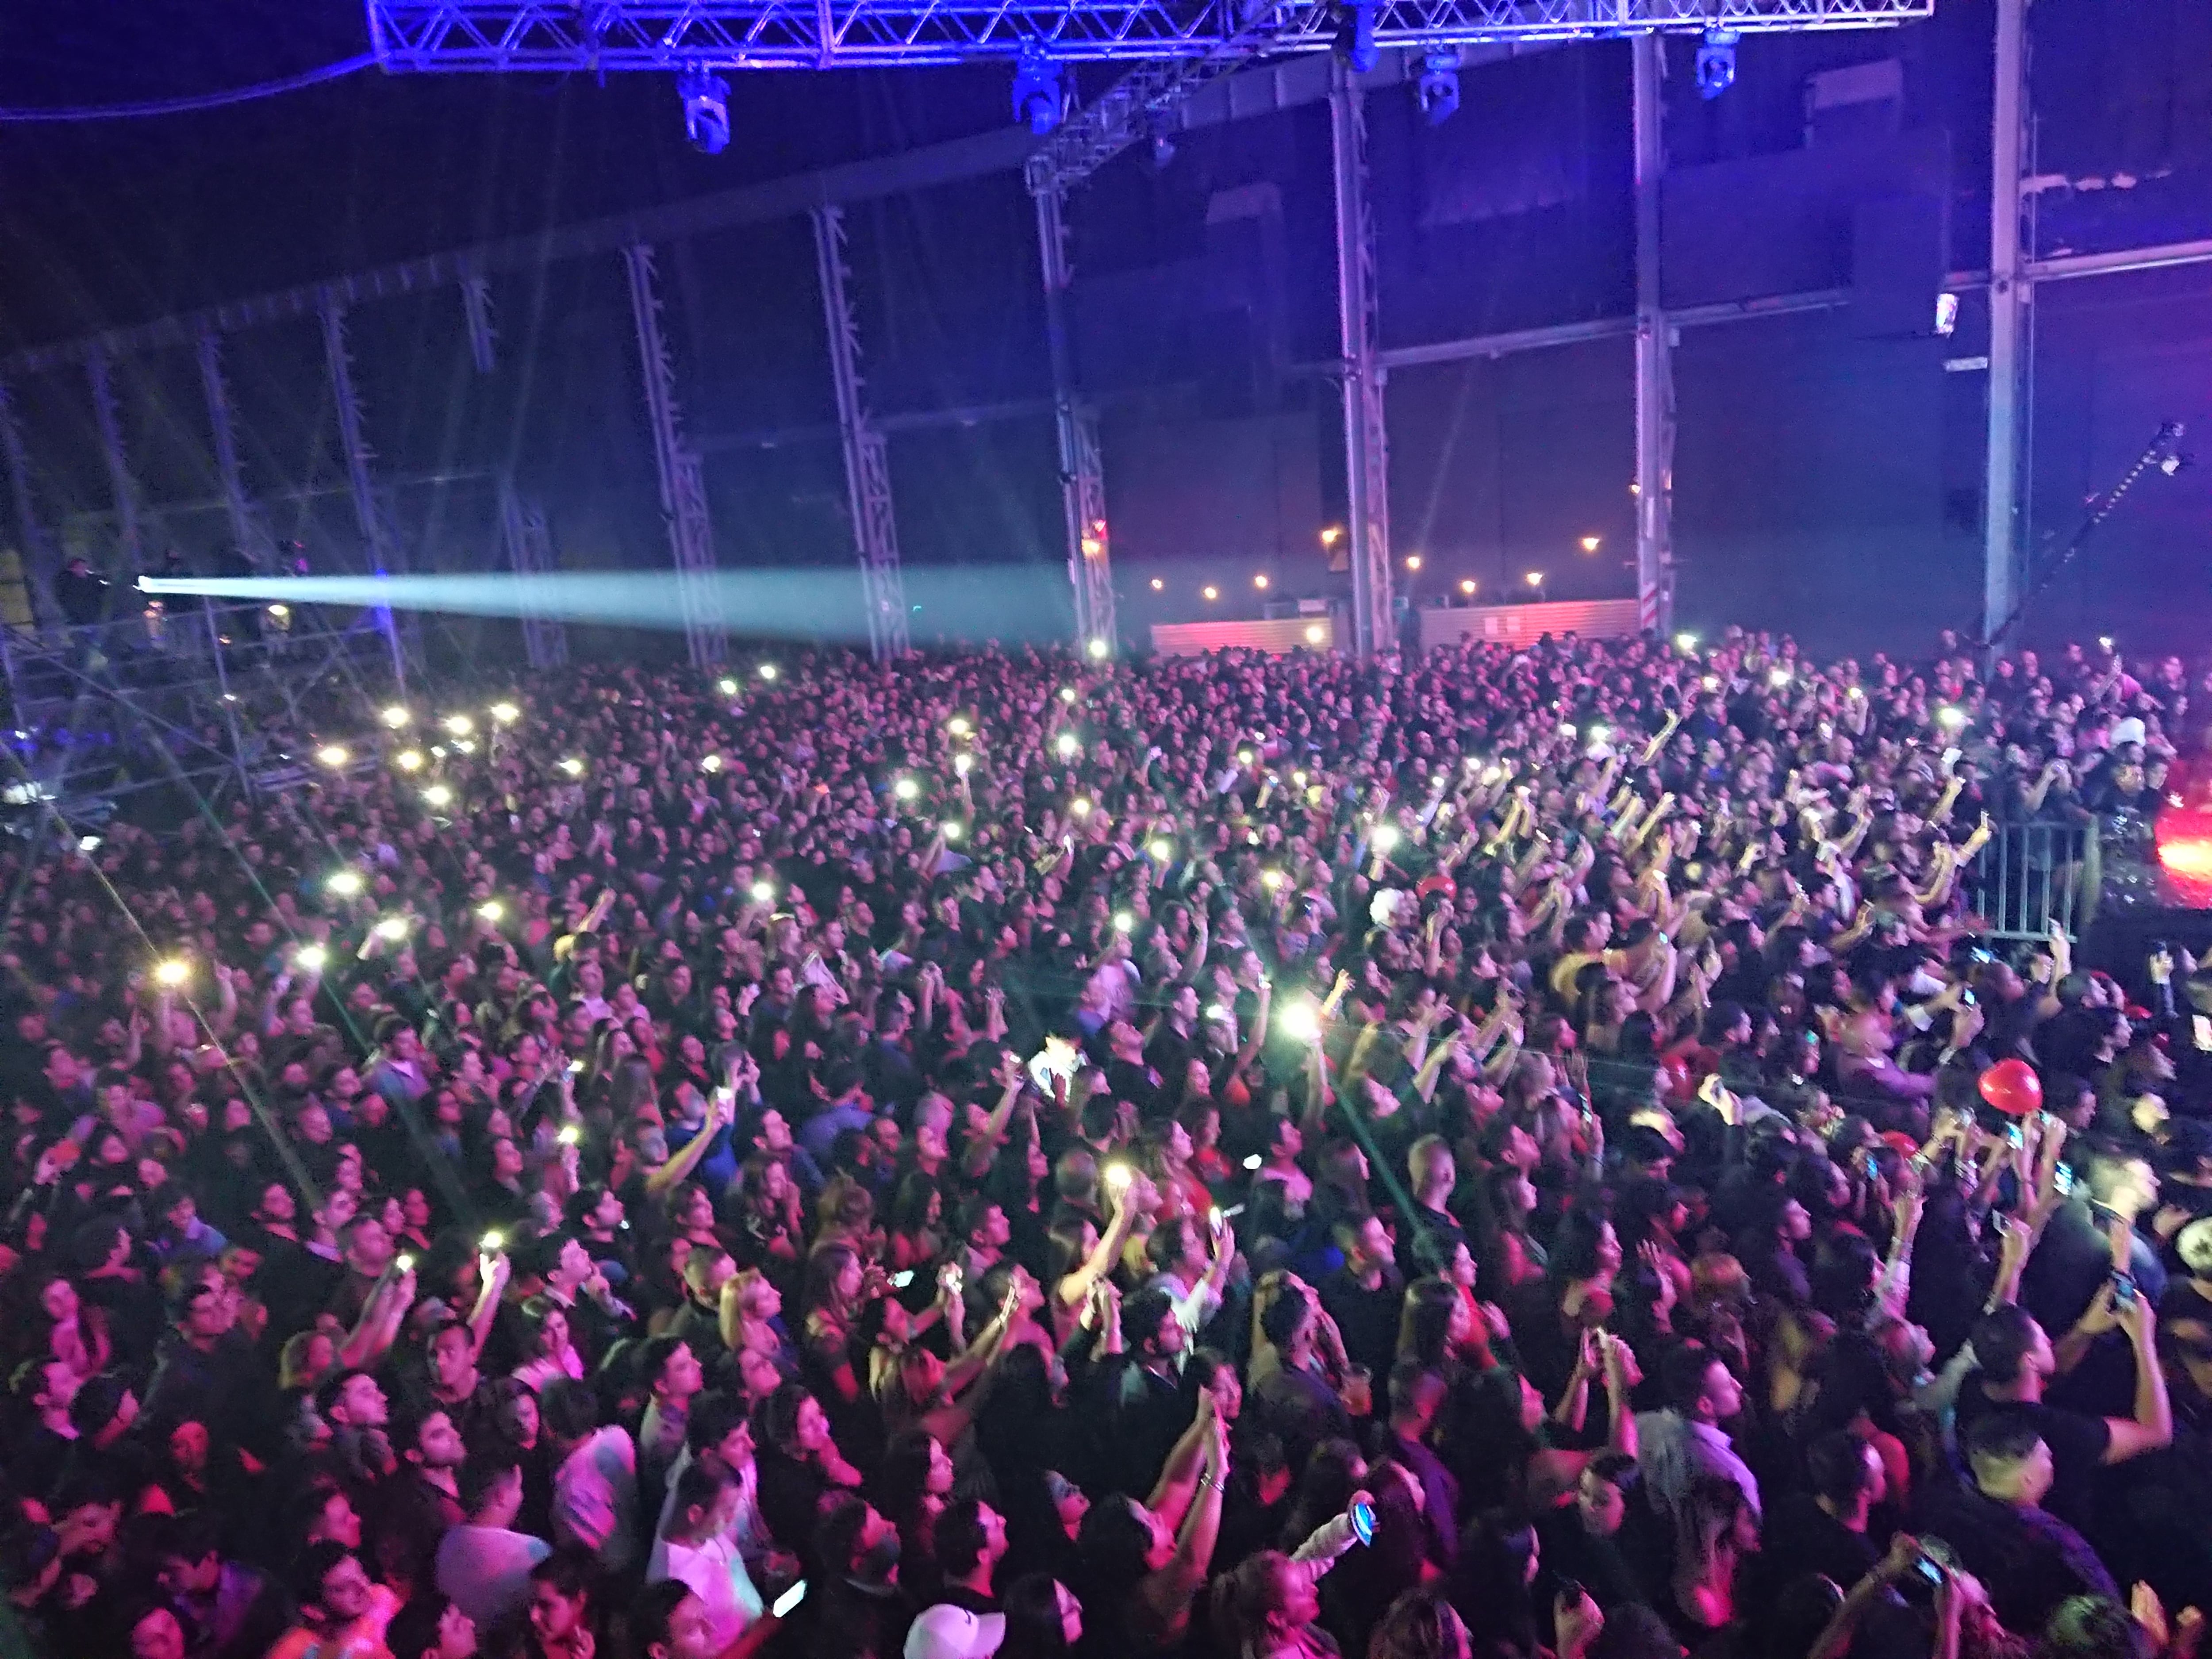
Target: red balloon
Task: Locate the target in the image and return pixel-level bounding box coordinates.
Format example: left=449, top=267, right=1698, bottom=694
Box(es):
left=1977, top=1058, right=2042, bottom=1117
left=1416, top=874, right=1458, bottom=900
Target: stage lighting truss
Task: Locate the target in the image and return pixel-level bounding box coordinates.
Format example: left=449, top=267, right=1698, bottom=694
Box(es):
left=367, top=0, right=1934, bottom=73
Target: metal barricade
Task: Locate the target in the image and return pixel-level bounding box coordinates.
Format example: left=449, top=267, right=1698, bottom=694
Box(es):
left=1962, top=821, right=2097, bottom=942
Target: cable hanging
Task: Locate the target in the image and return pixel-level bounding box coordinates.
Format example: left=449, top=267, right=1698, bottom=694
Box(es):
left=0, top=53, right=377, bottom=124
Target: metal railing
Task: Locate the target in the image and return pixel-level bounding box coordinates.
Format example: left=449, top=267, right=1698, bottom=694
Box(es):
left=1962, top=821, right=2097, bottom=943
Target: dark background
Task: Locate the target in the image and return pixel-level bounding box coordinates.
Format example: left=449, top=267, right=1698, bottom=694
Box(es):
left=4, top=0, right=2212, bottom=660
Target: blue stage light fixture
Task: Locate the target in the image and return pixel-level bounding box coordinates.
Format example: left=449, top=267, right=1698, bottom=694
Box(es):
left=1012, top=49, right=1065, bottom=137
left=678, top=65, right=730, bottom=153
left=1417, top=50, right=1460, bottom=124
left=1695, top=30, right=1738, bottom=100
left=1335, top=3, right=1378, bottom=74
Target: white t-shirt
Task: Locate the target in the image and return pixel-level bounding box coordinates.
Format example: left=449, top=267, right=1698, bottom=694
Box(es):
left=648, top=1531, right=763, bottom=1651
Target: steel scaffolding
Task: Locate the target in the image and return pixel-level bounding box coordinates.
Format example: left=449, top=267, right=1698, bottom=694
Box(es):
left=622, top=243, right=727, bottom=668
left=367, top=0, right=1936, bottom=71
left=1329, top=68, right=1393, bottom=661
left=462, top=274, right=499, bottom=373
left=196, top=325, right=267, bottom=565
left=1033, top=186, right=1115, bottom=653
left=498, top=482, right=568, bottom=669
left=1631, top=33, right=1674, bottom=636
left=318, top=289, right=413, bottom=690
left=86, top=350, right=144, bottom=571
left=810, top=207, right=910, bottom=661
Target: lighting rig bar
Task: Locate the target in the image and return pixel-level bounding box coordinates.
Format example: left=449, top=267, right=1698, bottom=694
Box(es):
left=368, top=0, right=1930, bottom=71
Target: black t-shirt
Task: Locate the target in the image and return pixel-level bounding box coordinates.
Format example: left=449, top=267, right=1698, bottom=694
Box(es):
left=1318, top=1265, right=1402, bottom=1381
left=1951, top=1380, right=2112, bottom=1536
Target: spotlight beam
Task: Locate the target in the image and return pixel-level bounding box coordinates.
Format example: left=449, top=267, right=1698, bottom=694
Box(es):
left=137, top=569, right=1077, bottom=645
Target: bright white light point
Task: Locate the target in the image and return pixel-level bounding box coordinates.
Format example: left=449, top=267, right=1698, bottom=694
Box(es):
left=295, top=945, right=328, bottom=972
left=1071, top=798, right=1093, bottom=816
left=701, top=754, right=723, bottom=772
left=326, top=871, right=364, bottom=897
left=316, top=745, right=348, bottom=768
left=1279, top=999, right=1320, bottom=1042
left=949, top=717, right=971, bottom=737
left=954, top=754, right=972, bottom=776
left=154, top=959, right=189, bottom=988
left=374, top=918, right=409, bottom=941
left=1056, top=733, right=1079, bottom=758
left=443, top=714, right=473, bottom=736
left=477, top=901, right=505, bottom=922
left=942, top=821, right=964, bottom=841
left=1148, top=839, right=1171, bottom=860
left=1059, top=687, right=1077, bottom=704
left=490, top=702, right=519, bottom=724
left=1113, top=912, right=1133, bottom=933
left=1263, top=869, right=1284, bottom=890
left=1769, top=668, right=1791, bottom=687
left=559, top=757, right=584, bottom=776
left=1373, top=826, right=1401, bottom=853
left=752, top=881, right=775, bottom=903
left=895, top=777, right=919, bottom=801
left=424, top=784, right=453, bottom=808
left=759, top=664, right=778, bottom=681
left=381, top=706, right=410, bottom=728
left=717, top=677, right=738, bottom=696
left=1087, top=638, right=1109, bottom=660
left=1674, top=632, right=1697, bottom=651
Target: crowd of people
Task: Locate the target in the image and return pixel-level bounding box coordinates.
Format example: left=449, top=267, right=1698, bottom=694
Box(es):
left=3, top=625, right=2212, bottom=1659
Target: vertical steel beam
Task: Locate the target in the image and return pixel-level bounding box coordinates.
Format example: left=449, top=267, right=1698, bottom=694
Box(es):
left=462, top=275, right=498, bottom=374
left=318, top=288, right=410, bottom=691
left=1033, top=186, right=1115, bottom=657
left=498, top=481, right=568, bottom=668
left=86, top=350, right=143, bottom=571
left=1983, top=0, right=2030, bottom=649
left=810, top=206, right=910, bottom=661
left=1632, top=33, right=1675, bottom=637
left=0, top=383, right=56, bottom=626
left=196, top=326, right=263, bottom=564
left=1329, top=66, right=1393, bottom=661
left=621, top=243, right=726, bottom=668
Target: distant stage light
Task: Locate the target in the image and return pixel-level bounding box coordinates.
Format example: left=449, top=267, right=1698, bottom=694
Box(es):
left=1417, top=50, right=1460, bottom=124
left=678, top=64, right=731, bottom=154
left=1305, top=624, right=1326, bottom=645
left=1696, top=28, right=1739, bottom=99
left=1012, top=47, right=1065, bottom=136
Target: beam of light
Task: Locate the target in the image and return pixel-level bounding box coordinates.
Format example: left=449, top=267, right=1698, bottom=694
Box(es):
left=136, top=568, right=1080, bottom=644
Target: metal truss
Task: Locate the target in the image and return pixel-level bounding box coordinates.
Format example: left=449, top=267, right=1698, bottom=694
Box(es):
left=1023, top=0, right=1286, bottom=195
left=1630, top=33, right=1673, bottom=635
left=498, top=482, right=569, bottom=668
left=196, top=326, right=269, bottom=565
left=1033, top=188, right=1114, bottom=653
left=318, top=290, right=415, bottom=689
left=810, top=207, right=910, bottom=661
left=368, top=0, right=1932, bottom=70
left=1329, top=70, right=1391, bottom=661
left=462, top=275, right=499, bottom=373
left=0, top=384, right=54, bottom=618
left=85, top=351, right=144, bottom=571
left=621, top=244, right=726, bottom=668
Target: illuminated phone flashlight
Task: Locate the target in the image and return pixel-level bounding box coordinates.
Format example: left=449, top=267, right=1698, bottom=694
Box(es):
left=1936, top=706, right=1967, bottom=730
left=374, top=917, right=411, bottom=941
left=559, top=757, right=584, bottom=776
left=477, top=900, right=505, bottom=923
left=154, top=958, right=190, bottom=989
left=423, top=784, right=453, bottom=809
left=1279, top=998, right=1321, bottom=1043
left=954, top=754, right=972, bottom=777
left=1209, top=1205, right=1224, bottom=1228
left=1104, top=1163, right=1133, bottom=1192
left=1262, top=869, right=1285, bottom=891
left=1237, top=749, right=1255, bottom=765
left=381, top=706, right=411, bottom=729
left=891, top=1269, right=917, bottom=1290
left=1674, top=632, right=1698, bottom=652
left=1294, top=770, right=1309, bottom=787
left=895, top=777, right=919, bottom=801
left=949, top=717, right=972, bottom=738
left=558, top=1125, right=582, bottom=1146
left=326, top=870, right=365, bottom=898
left=942, top=821, right=964, bottom=841
left=751, top=880, right=776, bottom=904
left=1113, top=911, right=1133, bottom=933
left=395, top=749, right=424, bottom=772
left=453, top=739, right=476, bottom=755
left=1087, top=638, right=1110, bottom=661
left=1702, top=676, right=1721, bottom=691
left=395, top=1252, right=415, bottom=1274
left=1768, top=668, right=1791, bottom=688
left=480, top=1230, right=505, bottom=1253
left=717, top=676, right=738, bottom=696
left=1056, top=733, right=1080, bottom=759
left=316, top=744, right=349, bottom=769
left=443, top=714, right=474, bottom=737
left=1372, top=826, right=1401, bottom=854
left=295, top=944, right=329, bottom=973
left=758, top=663, right=779, bottom=681
left=1244, top=1152, right=1264, bottom=1171
left=702, top=754, right=723, bottom=773
left=1071, top=797, right=1092, bottom=817
left=1059, top=686, right=1077, bottom=704
left=1148, top=838, right=1172, bottom=861
left=489, top=702, right=519, bottom=725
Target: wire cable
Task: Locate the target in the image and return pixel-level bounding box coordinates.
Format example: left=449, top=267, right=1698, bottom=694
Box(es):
left=0, top=53, right=378, bottom=124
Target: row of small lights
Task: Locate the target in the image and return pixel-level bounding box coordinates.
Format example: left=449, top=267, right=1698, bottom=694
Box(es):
left=1165, top=558, right=1588, bottom=604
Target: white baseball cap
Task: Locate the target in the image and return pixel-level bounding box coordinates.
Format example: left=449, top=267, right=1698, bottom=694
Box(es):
left=2111, top=717, right=2147, bottom=749
left=905, top=1605, right=1007, bottom=1659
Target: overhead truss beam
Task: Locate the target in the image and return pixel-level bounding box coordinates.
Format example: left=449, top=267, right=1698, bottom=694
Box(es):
left=622, top=244, right=726, bottom=668
left=368, top=0, right=1932, bottom=70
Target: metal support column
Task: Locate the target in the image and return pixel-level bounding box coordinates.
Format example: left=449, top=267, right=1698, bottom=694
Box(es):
left=1632, top=33, right=1675, bottom=636
left=1032, top=186, right=1115, bottom=656
left=86, top=350, right=143, bottom=572
left=810, top=206, right=910, bottom=661
left=196, top=327, right=264, bottom=564
left=461, top=276, right=498, bottom=373
left=318, top=289, right=410, bottom=691
left=1983, top=0, right=2030, bottom=648
left=621, top=243, right=725, bottom=668
left=498, top=481, right=568, bottom=668
left=1329, top=66, right=1393, bottom=661
left=0, top=383, right=56, bottom=626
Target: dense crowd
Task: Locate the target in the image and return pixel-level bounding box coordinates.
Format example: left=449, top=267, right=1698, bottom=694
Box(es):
left=4, top=626, right=2212, bottom=1659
